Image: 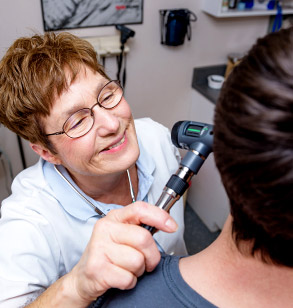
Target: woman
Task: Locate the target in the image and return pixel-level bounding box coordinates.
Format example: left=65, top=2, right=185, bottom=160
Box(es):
left=0, top=32, right=186, bottom=307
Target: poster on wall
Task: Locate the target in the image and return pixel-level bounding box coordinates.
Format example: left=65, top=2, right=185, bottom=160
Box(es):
left=41, top=0, right=143, bottom=31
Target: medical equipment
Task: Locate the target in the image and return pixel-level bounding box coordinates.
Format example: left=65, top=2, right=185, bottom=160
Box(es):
left=160, top=9, right=197, bottom=46
left=142, top=121, right=213, bottom=234
left=54, top=165, right=136, bottom=217
left=115, top=24, right=135, bottom=88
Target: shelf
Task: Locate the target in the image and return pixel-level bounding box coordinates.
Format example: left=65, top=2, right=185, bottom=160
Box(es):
left=204, top=8, right=293, bottom=18
left=202, top=0, right=293, bottom=18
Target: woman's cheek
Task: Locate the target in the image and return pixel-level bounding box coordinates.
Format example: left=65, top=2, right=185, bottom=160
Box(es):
left=120, top=98, right=132, bottom=117
left=60, top=137, right=93, bottom=161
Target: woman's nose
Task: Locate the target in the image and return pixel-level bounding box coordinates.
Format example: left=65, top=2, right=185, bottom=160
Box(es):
left=92, top=105, right=120, bottom=136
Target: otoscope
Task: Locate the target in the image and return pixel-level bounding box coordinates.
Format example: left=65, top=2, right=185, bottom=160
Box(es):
left=142, top=121, right=213, bottom=234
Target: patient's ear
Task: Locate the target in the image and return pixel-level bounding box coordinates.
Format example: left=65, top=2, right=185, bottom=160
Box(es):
left=30, top=143, right=61, bottom=165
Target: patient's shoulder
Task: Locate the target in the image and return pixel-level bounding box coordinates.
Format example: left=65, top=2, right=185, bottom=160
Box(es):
left=96, top=254, right=216, bottom=308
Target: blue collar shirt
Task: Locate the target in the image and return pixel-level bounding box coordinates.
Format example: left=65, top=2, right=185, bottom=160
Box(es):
left=43, top=136, right=155, bottom=220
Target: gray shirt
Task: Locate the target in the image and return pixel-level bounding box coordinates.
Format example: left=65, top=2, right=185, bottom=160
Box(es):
left=92, top=254, right=217, bottom=308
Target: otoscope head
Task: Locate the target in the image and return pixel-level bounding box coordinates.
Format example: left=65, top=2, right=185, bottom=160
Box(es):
left=171, top=121, right=213, bottom=155
left=171, top=121, right=214, bottom=174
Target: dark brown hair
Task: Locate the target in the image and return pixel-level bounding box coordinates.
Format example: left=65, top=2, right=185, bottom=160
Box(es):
left=0, top=32, right=108, bottom=153
left=214, top=28, right=293, bottom=267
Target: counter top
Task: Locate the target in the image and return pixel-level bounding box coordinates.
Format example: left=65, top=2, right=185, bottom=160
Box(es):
left=191, top=65, right=226, bottom=105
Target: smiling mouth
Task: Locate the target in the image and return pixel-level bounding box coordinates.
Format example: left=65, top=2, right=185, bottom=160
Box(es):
left=103, top=135, right=125, bottom=151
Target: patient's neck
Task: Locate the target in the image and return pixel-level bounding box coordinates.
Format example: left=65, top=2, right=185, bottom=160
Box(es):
left=179, top=215, right=293, bottom=308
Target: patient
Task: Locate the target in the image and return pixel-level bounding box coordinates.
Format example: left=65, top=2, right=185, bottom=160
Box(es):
left=92, top=27, right=293, bottom=307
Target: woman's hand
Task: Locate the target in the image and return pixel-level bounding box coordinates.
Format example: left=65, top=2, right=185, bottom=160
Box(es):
left=65, top=201, right=178, bottom=307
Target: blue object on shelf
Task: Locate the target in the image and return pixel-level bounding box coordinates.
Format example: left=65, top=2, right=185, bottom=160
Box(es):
left=267, top=0, right=276, bottom=10
left=244, top=0, right=254, bottom=9
left=237, top=2, right=246, bottom=10
left=272, top=2, right=282, bottom=32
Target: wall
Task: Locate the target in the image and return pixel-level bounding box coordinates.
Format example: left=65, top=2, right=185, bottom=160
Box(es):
left=0, top=0, right=269, bottom=202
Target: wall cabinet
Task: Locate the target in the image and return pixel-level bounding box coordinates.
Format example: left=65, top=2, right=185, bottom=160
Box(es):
left=202, top=0, right=293, bottom=18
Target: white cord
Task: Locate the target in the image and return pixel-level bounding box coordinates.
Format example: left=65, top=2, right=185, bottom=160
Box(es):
left=127, top=169, right=136, bottom=203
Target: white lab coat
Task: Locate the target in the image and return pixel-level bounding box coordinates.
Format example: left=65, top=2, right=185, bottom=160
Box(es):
left=0, top=118, right=186, bottom=307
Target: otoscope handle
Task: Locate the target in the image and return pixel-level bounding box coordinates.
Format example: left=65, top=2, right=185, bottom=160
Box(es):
left=141, top=188, right=181, bottom=234
left=141, top=166, right=192, bottom=234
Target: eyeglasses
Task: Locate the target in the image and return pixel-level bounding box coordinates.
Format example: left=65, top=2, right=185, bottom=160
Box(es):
left=46, top=80, right=123, bottom=139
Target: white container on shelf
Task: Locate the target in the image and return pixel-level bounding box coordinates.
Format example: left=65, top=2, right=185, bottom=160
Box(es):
left=222, top=0, right=229, bottom=12
left=207, top=75, right=224, bottom=89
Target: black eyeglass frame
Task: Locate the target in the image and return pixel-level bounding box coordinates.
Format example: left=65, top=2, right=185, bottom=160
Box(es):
left=45, top=80, right=123, bottom=139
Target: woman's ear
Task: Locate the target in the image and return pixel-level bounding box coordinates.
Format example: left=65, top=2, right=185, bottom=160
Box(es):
left=30, top=143, right=62, bottom=165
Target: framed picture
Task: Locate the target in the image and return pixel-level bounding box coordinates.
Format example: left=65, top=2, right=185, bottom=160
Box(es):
left=40, top=0, right=143, bottom=31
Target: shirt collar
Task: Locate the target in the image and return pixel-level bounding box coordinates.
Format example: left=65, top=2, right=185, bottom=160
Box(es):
left=43, top=161, right=100, bottom=221
left=43, top=134, right=155, bottom=221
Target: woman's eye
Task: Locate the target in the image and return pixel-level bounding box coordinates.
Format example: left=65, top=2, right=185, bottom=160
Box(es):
left=100, top=92, right=114, bottom=105
left=69, top=117, right=86, bottom=131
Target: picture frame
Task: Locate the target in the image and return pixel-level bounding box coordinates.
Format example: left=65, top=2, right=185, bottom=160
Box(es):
left=40, top=0, right=143, bottom=31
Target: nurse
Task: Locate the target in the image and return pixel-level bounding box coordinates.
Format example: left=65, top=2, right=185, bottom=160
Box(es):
left=0, top=32, right=186, bottom=307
